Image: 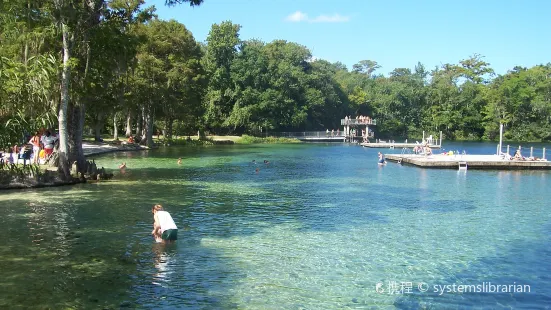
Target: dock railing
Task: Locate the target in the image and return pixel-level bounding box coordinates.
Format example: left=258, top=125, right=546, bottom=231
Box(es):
left=268, top=131, right=345, bottom=138
left=498, top=144, right=547, bottom=160
left=341, top=118, right=377, bottom=126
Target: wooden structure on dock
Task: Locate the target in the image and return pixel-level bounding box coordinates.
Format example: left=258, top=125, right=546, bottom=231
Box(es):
left=341, top=118, right=376, bottom=143
left=385, top=154, right=551, bottom=170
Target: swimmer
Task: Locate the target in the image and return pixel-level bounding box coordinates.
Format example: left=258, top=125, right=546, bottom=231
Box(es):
left=252, top=160, right=256, bottom=164
left=177, top=158, right=182, bottom=165
left=255, top=168, right=259, bottom=173
left=119, top=162, right=126, bottom=169
left=264, top=160, right=270, bottom=164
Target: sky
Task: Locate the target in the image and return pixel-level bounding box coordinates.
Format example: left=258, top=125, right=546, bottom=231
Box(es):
left=146, top=0, right=551, bottom=75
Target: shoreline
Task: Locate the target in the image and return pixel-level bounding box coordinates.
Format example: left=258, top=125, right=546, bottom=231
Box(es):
left=0, top=142, right=149, bottom=191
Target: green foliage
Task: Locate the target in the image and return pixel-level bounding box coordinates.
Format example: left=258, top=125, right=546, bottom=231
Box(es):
left=236, top=135, right=301, bottom=144
left=2, top=0, right=550, bottom=153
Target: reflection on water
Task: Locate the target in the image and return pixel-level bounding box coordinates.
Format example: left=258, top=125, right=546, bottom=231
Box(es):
left=0, top=142, right=550, bottom=309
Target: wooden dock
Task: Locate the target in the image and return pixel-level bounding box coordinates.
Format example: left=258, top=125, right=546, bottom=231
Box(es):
left=385, top=154, right=551, bottom=170
left=361, top=142, right=442, bottom=149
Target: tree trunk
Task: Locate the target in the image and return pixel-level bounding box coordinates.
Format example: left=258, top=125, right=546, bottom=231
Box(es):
left=113, top=113, right=119, bottom=140
left=135, top=109, right=142, bottom=137
left=69, top=104, right=86, bottom=174
left=166, top=117, right=174, bottom=140
left=58, top=22, right=72, bottom=180
left=125, top=110, right=132, bottom=137
left=94, top=111, right=103, bottom=141
left=140, top=105, right=154, bottom=148
left=94, top=111, right=104, bottom=141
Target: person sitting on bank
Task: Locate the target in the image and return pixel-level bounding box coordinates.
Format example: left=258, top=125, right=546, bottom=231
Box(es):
left=151, top=204, right=178, bottom=243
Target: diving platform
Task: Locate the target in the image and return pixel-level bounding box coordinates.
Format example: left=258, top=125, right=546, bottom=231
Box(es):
left=384, top=154, right=551, bottom=170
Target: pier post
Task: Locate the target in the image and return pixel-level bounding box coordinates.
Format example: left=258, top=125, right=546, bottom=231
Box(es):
left=498, top=123, right=503, bottom=155
left=507, top=145, right=510, bottom=155
left=439, top=131, right=442, bottom=146
left=544, top=148, right=546, bottom=159
left=530, top=147, right=533, bottom=158
left=422, top=131, right=425, bottom=142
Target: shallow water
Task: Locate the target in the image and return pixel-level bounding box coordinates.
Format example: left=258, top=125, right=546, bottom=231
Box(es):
left=0, top=142, right=550, bottom=309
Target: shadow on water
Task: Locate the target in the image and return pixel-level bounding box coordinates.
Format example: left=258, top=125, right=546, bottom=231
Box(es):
left=394, top=224, right=551, bottom=309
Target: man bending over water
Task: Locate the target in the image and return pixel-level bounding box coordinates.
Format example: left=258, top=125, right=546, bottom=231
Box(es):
left=151, top=204, right=178, bottom=243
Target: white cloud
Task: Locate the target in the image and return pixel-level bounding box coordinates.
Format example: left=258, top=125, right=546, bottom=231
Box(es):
left=310, top=14, right=350, bottom=23
left=285, top=11, right=309, bottom=22
left=285, top=11, right=350, bottom=23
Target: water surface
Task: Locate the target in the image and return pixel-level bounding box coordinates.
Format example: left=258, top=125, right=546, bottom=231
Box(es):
left=0, top=142, right=550, bottom=309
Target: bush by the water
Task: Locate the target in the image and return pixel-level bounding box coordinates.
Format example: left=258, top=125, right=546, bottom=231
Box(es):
left=236, top=135, right=301, bottom=144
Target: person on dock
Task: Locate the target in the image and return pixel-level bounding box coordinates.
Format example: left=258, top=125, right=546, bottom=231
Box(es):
left=151, top=204, right=178, bottom=243
left=424, top=145, right=432, bottom=156
left=331, top=129, right=334, bottom=137
left=514, top=149, right=524, bottom=160
left=378, top=152, right=386, bottom=164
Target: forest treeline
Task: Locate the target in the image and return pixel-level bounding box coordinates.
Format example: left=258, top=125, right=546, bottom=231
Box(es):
left=1, top=0, right=550, bottom=176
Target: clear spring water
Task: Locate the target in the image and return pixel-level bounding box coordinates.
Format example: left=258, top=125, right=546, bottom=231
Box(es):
left=0, top=142, right=550, bottom=309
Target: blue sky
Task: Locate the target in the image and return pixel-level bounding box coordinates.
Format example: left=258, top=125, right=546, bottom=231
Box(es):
left=146, top=0, right=551, bottom=75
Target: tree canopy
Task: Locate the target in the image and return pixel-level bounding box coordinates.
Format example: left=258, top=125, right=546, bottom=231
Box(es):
left=1, top=0, right=550, bottom=177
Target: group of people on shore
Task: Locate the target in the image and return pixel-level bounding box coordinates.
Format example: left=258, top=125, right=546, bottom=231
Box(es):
left=2, top=129, right=58, bottom=165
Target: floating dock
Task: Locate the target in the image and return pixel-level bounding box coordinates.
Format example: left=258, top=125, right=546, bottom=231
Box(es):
left=361, top=142, right=442, bottom=149
left=385, top=154, right=551, bottom=170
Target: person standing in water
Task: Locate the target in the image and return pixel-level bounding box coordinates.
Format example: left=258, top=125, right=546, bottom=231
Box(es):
left=378, top=152, right=386, bottom=164
left=151, top=204, right=178, bottom=243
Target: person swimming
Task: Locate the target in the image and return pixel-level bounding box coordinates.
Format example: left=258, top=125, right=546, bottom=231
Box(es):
left=177, top=158, right=182, bottom=165
left=264, top=160, right=269, bottom=164
left=119, top=162, right=126, bottom=169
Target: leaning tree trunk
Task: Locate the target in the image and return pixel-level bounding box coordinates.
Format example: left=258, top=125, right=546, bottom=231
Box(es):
left=125, top=110, right=132, bottom=137
left=113, top=113, right=119, bottom=140
left=57, top=22, right=72, bottom=180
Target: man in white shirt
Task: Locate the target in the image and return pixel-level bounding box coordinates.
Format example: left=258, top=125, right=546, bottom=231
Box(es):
left=151, top=204, right=178, bottom=243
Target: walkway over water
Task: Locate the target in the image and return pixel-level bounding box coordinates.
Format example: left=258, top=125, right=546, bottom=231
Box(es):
left=269, top=131, right=374, bottom=142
